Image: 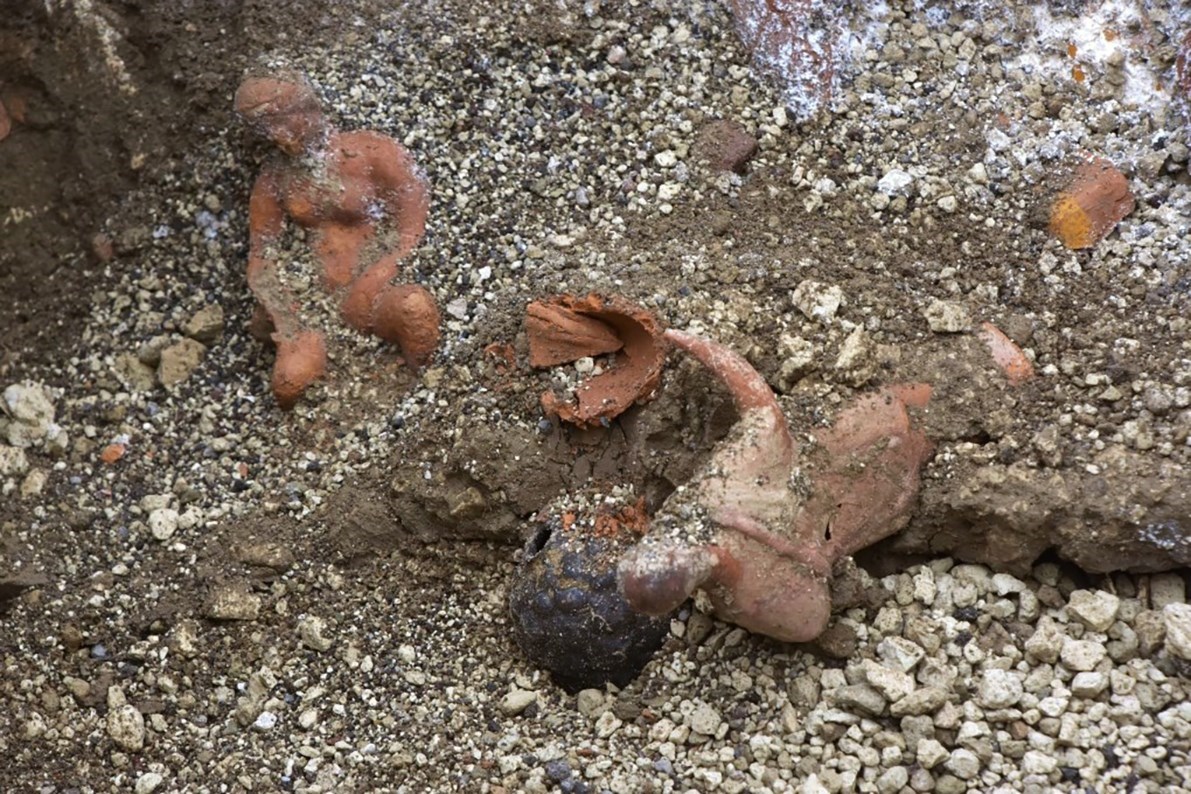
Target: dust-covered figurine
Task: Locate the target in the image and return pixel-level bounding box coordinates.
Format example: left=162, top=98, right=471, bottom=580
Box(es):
left=235, top=69, right=440, bottom=408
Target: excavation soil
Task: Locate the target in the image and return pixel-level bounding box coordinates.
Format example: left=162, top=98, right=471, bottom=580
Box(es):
left=1, top=0, right=1189, bottom=789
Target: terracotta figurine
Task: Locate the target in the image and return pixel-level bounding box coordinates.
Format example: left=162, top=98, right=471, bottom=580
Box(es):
left=235, top=70, right=440, bottom=408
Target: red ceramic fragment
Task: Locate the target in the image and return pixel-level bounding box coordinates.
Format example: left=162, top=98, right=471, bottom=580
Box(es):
left=526, top=300, right=624, bottom=367
left=527, top=294, right=666, bottom=428
left=1048, top=156, right=1134, bottom=249
left=978, top=322, right=1035, bottom=386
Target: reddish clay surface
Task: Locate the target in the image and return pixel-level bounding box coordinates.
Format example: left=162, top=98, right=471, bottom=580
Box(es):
left=528, top=294, right=666, bottom=428
left=526, top=300, right=624, bottom=367
left=619, top=329, right=934, bottom=642
left=978, top=322, right=1035, bottom=386
left=1048, top=156, right=1134, bottom=250
left=0, top=98, right=10, bottom=142
left=237, top=71, right=437, bottom=408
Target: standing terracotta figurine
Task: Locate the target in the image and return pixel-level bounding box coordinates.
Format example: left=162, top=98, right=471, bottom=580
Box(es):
left=235, top=70, right=440, bottom=408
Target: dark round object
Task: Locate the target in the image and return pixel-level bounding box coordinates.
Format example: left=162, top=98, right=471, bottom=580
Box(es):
left=508, top=515, right=670, bottom=692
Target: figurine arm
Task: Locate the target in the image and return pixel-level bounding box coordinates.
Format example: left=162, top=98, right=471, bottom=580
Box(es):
left=247, top=170, right=302, bottom=339
left=340, top=136, right=431, bottom=329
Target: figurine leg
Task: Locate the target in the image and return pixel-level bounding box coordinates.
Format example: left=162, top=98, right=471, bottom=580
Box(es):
left=371, top=284, right=441, bottom=368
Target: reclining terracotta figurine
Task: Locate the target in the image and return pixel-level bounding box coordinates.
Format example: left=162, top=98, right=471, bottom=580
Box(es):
left=618, top=329, right=937, bottom=642
left=235, top=69, right=440, bottom=408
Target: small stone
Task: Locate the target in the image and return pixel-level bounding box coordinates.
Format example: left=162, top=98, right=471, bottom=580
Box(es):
left=1134, top=610, right=1166, bottom=656
left=500, top=688, right=537, bottom=716
left=107, top=703, right=146, bottom=751
left=1163, top=603, right=1191, bottom=660
left=147, top=508, right=179, bottom=541
left=937, top=195, right=958, bottom=213
left=1061, top=639, right=1107, bottom=672
left=834, top=327, right=876, bottom=386
left=1067, top=589, right=1121, bottom=632
left=298, top=709, right=318, bottom=729
left=876, top=766, right=909, bottom=794
left=157, top=338, right=207, bottom=389
left=863, top=660, right=915, bottom=702
left=991, top=573, right=1027, bottom=596
left=792, top=280, right=844, bottom=324
left=202, top=581, right=261, bottom=621
left=169, top=620, right=201, bottom=657
left=297, top=616, right=334, bottom=652
left=877, top=169, right=915, bottom=197
left=252, top=711, right=278, bottom=731
left=135, top=772, right=164, bottom=794
left=576, top=689, right=605, bottom=718
left=64, top=676, right=90, bottom=701
left=916, top=738, right=948, bottom=769
left=19, top=469, right=46, bottom=497
left=1150, top=573, right=1186, bottom=609
left=877, top=636, right=925, bottom=673
left=113, top=354, right=157, bottom=392
left=1021, top=750, right=1057, bottom=775
left=977, top=668, right=1023, bottom=709
left=687, top=701, right=722, bottom=735
left=944, top=747, right=981, bottom=780
left=595, top=710, right=622, bottom=738
left=233, top=542, right=295, bottom=572
left=1070, top=671, right=1108, bottom=699
left=183, top=304, right=225, bottom=344
left=923, top=299, right=971, bottom=333
left=811, top=622, right=858, bottom=658
left=3, top=381, right=56, bottom=448
left=833, top=684, right=887, bottom=716
left=0, top=445, right=28, bottom=475
left=654, top=150, right=678, bottom=168
left=890, top=686, right=948, bottom=717
left=1025, top=616, right=1064, bottom=664
left=695, top=119, right=757, bottom=173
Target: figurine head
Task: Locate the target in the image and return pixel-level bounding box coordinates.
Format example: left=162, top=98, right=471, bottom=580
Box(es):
left=235, top=72, right=327, bottom=156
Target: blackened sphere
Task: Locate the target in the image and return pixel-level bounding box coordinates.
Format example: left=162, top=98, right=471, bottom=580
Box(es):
left=508, top=514, right=670, bottom=692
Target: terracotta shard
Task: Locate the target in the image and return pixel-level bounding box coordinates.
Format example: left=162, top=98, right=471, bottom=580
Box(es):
left=526, top=300, right=624, bottom=367
left=1048, top=156, right=1134, bottom=249
left=978, top=322, right=1034, bottom=386
left=529, top=294, right=666, bottom=428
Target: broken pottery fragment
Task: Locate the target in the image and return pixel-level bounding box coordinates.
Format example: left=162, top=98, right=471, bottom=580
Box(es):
left=527, top=294, right=666, bottom=428
left=977, top=322, right=1034, bottom=386
left=525, top=300, right=623, bottom=366
left=236, top=69, right=437, bottom=409
left=1048, top=156, right=1134, bottom=249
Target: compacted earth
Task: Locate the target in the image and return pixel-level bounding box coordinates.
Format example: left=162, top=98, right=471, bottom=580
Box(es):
left=1, top=0, right=1190, bottom=791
